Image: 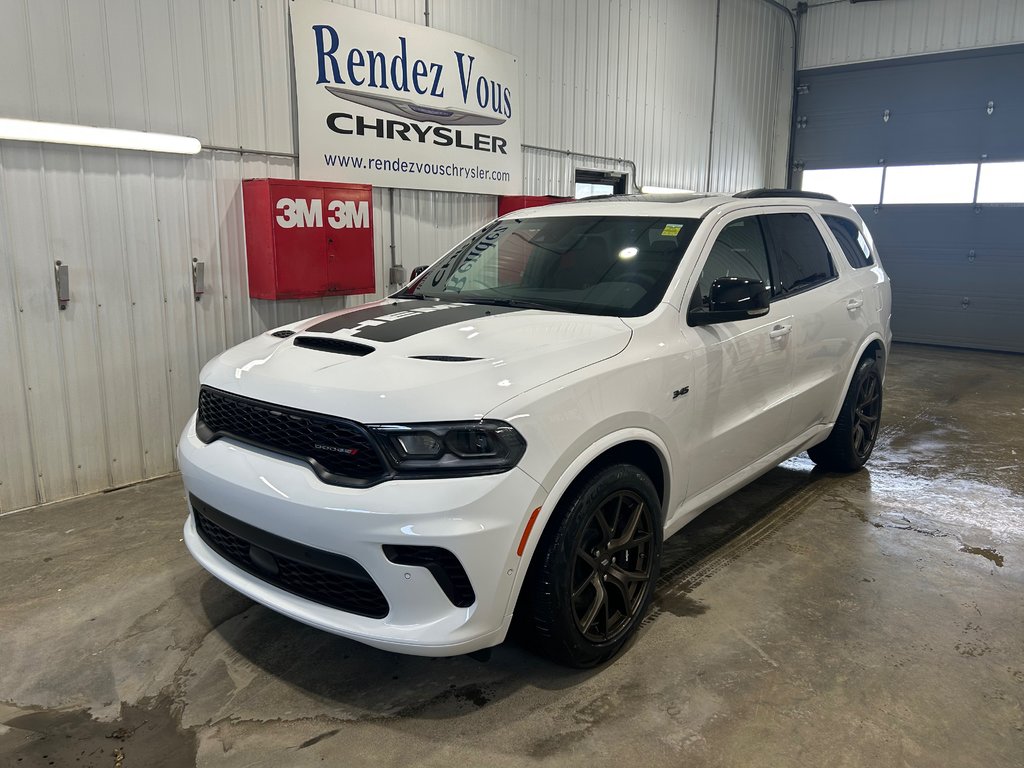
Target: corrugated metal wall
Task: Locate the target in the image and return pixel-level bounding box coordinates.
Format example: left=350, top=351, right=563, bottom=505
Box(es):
left=799, top=0, right=1024, bottom=69
left=0, top=0, right=792, bottom=513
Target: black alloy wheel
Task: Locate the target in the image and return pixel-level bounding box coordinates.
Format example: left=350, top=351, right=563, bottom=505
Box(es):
left=571, top=489, right=655, bottom=643
left=518, top=463, right=663, bottom=667
left=851, top=370, right=882, bottom=460
left=808, top=355, right=884, bottom=472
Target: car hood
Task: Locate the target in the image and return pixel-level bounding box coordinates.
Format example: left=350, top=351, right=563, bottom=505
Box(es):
left=200, top=299, right=632, bottom=422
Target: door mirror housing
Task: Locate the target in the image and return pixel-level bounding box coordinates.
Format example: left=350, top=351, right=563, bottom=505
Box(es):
left=688, top=276, right=770, bottom=326
left=409, top=265, right=429, bottom=280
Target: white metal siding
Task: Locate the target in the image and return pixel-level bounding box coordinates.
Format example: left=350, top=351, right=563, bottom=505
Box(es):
left=799, top=0, right=1024, bottom=69
left=710, top=0, right=792, bottom=193
left=0, top=0, right=792, bottom=513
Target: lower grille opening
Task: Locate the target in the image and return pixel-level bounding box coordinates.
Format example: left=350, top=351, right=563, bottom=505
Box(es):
left=191, top=495, right=389, bottom=619
left=382, top=545, right=476, bottom=608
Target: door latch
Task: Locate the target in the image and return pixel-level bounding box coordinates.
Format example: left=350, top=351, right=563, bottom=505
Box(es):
left=54, top=261, right=69, bottom=310
left=192, top=259, right=205, bottom=301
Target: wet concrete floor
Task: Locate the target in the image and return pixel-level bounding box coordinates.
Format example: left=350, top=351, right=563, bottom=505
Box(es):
left=1, top=343, right=1022, bottom=767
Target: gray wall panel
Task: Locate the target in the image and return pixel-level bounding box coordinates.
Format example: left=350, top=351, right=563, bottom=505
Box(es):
left=795, top=46, right=1024, bottom=168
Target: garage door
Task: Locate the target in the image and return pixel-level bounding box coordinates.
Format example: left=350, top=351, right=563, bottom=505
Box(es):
left=792, top=44, right=1024, bottom=353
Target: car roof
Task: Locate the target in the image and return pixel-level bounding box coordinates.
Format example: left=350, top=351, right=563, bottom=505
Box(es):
left=505, top=190, right=862, bottom=221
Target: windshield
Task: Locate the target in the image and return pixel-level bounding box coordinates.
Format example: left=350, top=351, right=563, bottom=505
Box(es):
left=394, top=215, right=700, bottom=317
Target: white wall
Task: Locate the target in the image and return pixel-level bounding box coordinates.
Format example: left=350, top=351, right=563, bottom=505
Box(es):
left=0, top=0, right=793, bottom=513
left=798, top=0, right=1024, bottom=69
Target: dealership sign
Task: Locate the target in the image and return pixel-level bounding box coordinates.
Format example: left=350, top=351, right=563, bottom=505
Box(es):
left=290, top=0, right=522, bottom=195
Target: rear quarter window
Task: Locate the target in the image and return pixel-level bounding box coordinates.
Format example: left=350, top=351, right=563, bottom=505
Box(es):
left=823, top=215, right=874, bottom=269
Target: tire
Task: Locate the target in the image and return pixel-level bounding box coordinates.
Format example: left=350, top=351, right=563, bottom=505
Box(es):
left=519, top=463, right=663, bottom=667
left=808, top=355, right=883, bottom=472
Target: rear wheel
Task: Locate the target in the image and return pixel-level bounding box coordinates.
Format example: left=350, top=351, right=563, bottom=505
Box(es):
left=519, top=464, right=662, bottom=667
left=808, top=355, right=883, bottom=472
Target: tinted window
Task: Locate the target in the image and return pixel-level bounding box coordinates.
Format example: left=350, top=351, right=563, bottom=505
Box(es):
left=823, top=215, right=874, bottom=269
left=691, top=216, right=771, bottom=309
left=763, top=213, right=836, bottom=294
left=396, top=216, right=699, bottom=317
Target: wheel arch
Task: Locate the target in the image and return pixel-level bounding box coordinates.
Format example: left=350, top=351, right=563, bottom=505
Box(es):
left=505, top=429, right=671, bottom=618
left=827, top=334, right=886, bottom=425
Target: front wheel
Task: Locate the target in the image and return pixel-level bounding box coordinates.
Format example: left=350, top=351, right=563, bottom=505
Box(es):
left=808, top=355, right=883, bottom=472
left=519, top=464, right=662, bottom=667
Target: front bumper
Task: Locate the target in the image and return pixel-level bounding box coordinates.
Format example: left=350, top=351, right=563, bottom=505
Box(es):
left=178, top=414, right=544, bottom=656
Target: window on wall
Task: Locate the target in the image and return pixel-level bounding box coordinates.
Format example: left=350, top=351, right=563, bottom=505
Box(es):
left=882, top=163, right=977, bottom=204
left=802, top=160, right=1024, bottom=205
left=575, top=169, right=628, bottom=199
left=976, top=161, right=1024, bottom=203
left=801, top=167, right=883, bottom=204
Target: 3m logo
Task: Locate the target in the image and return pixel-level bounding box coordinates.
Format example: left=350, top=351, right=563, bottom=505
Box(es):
left=275, top=197, right=370, bottom=229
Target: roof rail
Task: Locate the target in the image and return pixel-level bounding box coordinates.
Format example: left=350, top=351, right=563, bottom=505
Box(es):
left=733, top=188, right=837, bottom=201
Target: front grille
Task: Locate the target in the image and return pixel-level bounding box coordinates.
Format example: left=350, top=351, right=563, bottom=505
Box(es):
left=191, top=496, right=389, bottom=619
left=196, top=386, right=389, bottom=486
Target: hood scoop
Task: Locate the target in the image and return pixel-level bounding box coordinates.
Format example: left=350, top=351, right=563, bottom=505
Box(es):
left=293, top=336, right=375, bottom=356
left=408, top=355, right=483, bottom=362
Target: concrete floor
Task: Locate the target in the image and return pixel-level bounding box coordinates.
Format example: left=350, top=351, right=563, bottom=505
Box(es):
left=1, top=343, right=1022, bottom=768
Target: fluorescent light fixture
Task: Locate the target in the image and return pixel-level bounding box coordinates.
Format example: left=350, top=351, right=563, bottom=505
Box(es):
left=640, top=185, right=694, bottom=194
left=0, top=117, right=202, bottom=155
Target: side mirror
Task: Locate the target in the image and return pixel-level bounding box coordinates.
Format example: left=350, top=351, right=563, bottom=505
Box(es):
left=688, top=276, right=770, bottom=326
left=410, top=265, right=429, bottom=280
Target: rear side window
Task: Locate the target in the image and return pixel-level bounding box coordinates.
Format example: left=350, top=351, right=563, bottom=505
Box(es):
left=692, top=216, right=772, bottom=308
left=762, top=213, right=836, bottom=294
left=823, top=215, right=874, bottom=268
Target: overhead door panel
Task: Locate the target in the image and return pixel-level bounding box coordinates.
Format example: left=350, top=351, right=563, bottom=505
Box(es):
left=794, top=45, right=1024, bottom=353
left=858, top=205, right=1023, bottom=352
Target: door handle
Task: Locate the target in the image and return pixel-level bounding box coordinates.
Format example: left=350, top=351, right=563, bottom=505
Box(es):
left=846, top=297, right=864, bottom=311
left=769, top=324, right=792, bottom=339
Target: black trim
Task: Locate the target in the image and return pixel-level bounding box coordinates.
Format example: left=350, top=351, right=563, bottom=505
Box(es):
left=382, top=545, right=476, bottom=608
left=354, top=303, right=521, bottom=342
left=190, top=495, right=390, bottom=619
left=735, top=188, right=837, bottom=201
left=302, top=301, right=411, bottom=334
left=293, top=336, right=375, bottom=356
left=408, top=355, right=483, bottom=362
left=304, top=300, right=522, bottom=340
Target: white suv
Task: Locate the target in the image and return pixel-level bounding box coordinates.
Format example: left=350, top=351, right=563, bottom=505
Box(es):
left=179, top=190, right=891, bottom=667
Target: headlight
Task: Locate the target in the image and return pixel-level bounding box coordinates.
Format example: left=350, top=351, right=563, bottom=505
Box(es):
left=369, top=420, right=526, bottom=477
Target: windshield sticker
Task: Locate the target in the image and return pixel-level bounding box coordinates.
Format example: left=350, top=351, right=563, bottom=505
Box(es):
left=661, top=223, right=683, bottom=237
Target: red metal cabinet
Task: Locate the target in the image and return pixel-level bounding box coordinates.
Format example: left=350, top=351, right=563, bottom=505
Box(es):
left=243, top=179, right=375, bottom=299
left=497, top=195, right=573, bottom=217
